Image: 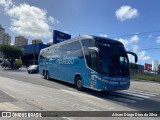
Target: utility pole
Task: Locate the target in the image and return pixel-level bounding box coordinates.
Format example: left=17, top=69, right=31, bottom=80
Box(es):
left=33, top=41, right=36, bottom=65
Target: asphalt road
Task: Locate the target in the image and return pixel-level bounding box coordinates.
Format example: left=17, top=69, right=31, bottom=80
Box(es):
left=0, top=67, right=159, bottom=120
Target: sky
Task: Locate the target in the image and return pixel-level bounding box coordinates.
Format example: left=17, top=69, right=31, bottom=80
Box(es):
left=0, top=0, right=160, bottom=65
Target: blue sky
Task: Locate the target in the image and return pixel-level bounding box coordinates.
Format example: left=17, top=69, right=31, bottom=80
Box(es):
left=0, top=0, right=160, bottom=65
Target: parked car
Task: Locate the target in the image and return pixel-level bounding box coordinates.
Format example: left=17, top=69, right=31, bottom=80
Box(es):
left=1, top=59, right=22, bottom=69
left=27, top=65, right=39, bottom=74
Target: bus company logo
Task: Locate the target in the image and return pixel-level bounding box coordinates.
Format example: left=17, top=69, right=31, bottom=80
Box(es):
left=57, top=58, right=74, bottom=64
left=58, top=33, right=65, bottom=37
left=57, top=37, right=65, bottom=42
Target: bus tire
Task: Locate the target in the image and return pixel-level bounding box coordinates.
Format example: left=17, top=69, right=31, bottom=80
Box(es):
left=44, top=71, right=47, bottom=79
left=75, top=76, right=83, bottom=91
left=46, top=71, right=50, bottom=80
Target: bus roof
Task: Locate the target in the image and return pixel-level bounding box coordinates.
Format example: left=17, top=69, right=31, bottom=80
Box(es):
left=41, top=35, right=123, bottom=51
left=52, top=35, right=122, bottom=46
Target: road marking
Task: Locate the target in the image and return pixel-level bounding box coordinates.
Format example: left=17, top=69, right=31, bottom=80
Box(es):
left=127, top=89, right=160, bottom=95
left=0, top=102, right=24, bottom=111
left=62, top=117, right=73, bottom=120
left=60, top=89, right=100, bottom=111
left=116, top=90, right=150, bottom=99
left=122, top=90, right=156, bottom=96
left=60, top=89, right=104, bottom=101
left=2, top=90, right=17, bottom=99
left=110, top=92, right=144, bottom=101
left=109, top=89, right=160, bottom=104
left=61, top=88, right=158, bottom=105
left=108, top=107, right=115, bottom=110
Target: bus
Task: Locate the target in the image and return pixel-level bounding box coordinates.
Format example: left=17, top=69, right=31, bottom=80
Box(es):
left=39, top=35, right=137, bottom=91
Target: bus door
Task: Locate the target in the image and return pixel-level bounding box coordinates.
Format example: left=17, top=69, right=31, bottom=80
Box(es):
left=86, top=48, right=99, bottom=89
left=49, top=57, right=57, bottom=78
left=44, top=58, right=48, bottom=71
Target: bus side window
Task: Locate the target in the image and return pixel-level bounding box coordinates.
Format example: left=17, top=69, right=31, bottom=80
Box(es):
left=54, top=46, right=63, bottom=58
left=70, top=41, right=83, bottom=59
left=62, top=44, right=71, bottom=57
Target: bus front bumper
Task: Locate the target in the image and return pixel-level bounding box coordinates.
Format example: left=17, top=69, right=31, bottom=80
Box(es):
left=95, top=76, right=130, bottom=91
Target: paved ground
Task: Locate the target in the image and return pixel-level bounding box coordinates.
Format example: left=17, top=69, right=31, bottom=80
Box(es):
left=131, top=80, right=160, bottom=93
left=0, top=67, right=159, bottom=120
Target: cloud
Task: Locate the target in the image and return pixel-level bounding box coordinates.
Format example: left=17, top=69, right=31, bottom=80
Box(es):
left=128, top=50, right=150, bottom=62
left=115, top=5, right=139, bottom=21
left=0, top=0, right=59, bottom=38
left=99, top=34, right=108, bottom=38
left=138, top=51, right=151, bottom=61
left=0, top=0, right=12, bottom=9
left=132, top=45, right=139, bottom=52
left=48, top=16, right=59, bottom=24
left=118, top=38, right=129, bottom=47
left=118, top=35, right=140, bottom=47
left=130, top=35, right=139, bottom=43
left=156, top=36, right=160, bottom=44
left=63, top=31, right=69, bottom=34
left=131, top=47, right=151, bottom=61
left=117, top=35, right=150, bottom=61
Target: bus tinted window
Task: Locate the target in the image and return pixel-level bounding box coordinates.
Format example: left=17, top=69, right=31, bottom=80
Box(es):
left=71, top=41, right=82, bottom=58
left=62, top=44, right=72, bottom=57
left=82, top=39, right=95, bottom=47
left=55, top=46, right=63, bottom=58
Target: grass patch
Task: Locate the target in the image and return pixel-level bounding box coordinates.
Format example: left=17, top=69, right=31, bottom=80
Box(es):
left=132, top=75, right=160, bottom=82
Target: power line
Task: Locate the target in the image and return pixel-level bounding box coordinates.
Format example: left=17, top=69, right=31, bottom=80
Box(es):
left=140, top=47, right=160, bottom=51
left=58, top=29, right=124, bottom=35
left=64, top=29, right=160, bottom=52
left=60, top=29, right=160, bottom=37
left=140, top=45, right=160, bottom=49
left=114, top=30, right=160, bottom=38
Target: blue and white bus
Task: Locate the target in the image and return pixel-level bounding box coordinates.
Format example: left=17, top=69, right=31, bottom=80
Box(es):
left=39, top=35, right=137, bottom=91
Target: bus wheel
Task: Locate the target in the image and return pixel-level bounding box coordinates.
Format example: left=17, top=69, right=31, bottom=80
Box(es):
left=46, top=71, right=50, bottom=80
left=44, top=71, right=47, bottom=79
left=75, top=77, right=83, bottom=91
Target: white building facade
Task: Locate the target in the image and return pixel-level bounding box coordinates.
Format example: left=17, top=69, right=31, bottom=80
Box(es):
left=152, top=60, right=159, bottom=71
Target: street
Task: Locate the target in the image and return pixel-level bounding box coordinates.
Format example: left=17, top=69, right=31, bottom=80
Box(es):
left=0, top=67, right=159, bottom=120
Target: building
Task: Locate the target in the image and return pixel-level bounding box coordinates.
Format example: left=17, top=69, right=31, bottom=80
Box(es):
left=0, top=25, right=11, bottom=45
left=0, top=25, right=11, bottom=58
left=32, top=39, right=43, bottom=44
left=144, top=63, right=152, bottom=71
left=152, top=60, right=158, bottom=71
left=19, top=43, right=50, bottom=66
left=15, top=36, right=28, bottom=46
left=0, top=24, right=5, bottom=44
left=3, top=33, right=11, bottom=45
left=138, top=64, right=144, bottom=71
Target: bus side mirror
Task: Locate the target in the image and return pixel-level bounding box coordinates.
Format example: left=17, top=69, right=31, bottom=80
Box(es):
left=127, top=51, right=138, bottom=63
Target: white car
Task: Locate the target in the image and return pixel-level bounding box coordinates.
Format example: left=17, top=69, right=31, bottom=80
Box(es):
left=27, top=65, right=39, bottom=74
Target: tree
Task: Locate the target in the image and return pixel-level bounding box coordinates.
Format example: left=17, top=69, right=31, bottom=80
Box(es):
left=0, top=44, right=23, bottom=69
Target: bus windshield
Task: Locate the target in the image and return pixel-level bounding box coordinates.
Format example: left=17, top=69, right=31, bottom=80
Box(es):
left=96, top=40, right=129, bottom=77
